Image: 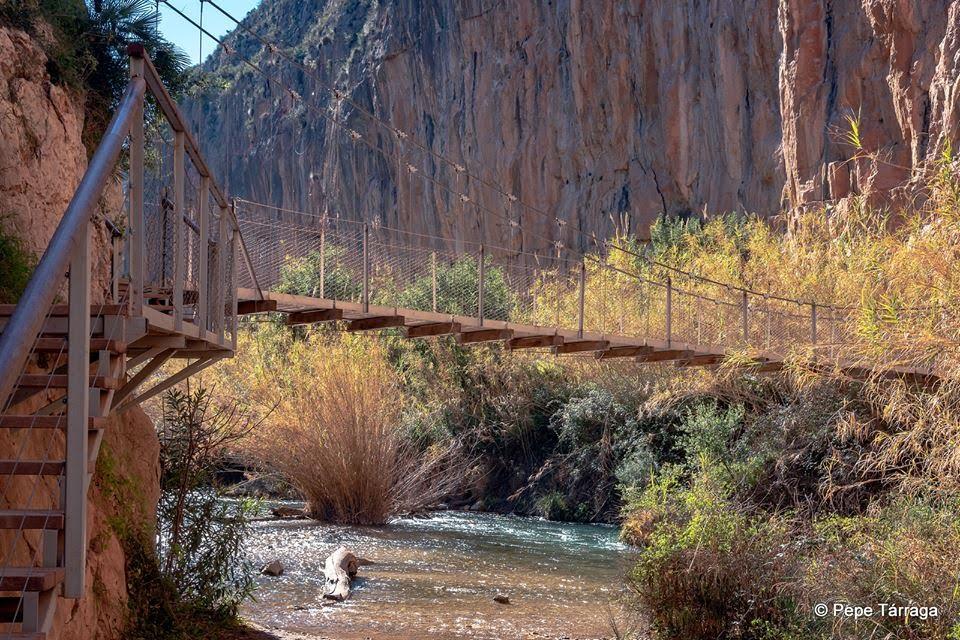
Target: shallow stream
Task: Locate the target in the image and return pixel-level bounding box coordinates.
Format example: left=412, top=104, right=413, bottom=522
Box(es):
left=242, top=508, right=634, bottom=639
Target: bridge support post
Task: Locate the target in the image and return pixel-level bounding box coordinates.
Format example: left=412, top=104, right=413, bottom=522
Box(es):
left=362, top=223, right=369, bottom=313
left=319, top=228, right=325, bottom=299
left=128, top=55, right=144, bottom=315
left=577, top=258, right=585, bottom=338
left=217, top=206, right=227, bottom=344
left=197, top=176, right=209, bottom=332
left=173, top=130, right=185, bottom=331
left=478, top=245, right=485, bottom=325
left=431, top=251, right=437, bottom=312
left=65, top=221, right=90, bottom=598
left=666, top=276, right=672, bottom=346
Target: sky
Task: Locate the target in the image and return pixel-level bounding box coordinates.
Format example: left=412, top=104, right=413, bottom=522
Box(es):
left=157, top=0, right=262, bottom=65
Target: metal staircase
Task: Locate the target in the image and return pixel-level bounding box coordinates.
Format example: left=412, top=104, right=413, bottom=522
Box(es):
left=0, top=46, right=258, bottom=639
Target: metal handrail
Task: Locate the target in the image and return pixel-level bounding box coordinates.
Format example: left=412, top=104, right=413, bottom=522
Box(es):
left=0, top=78, right=146, bottom=407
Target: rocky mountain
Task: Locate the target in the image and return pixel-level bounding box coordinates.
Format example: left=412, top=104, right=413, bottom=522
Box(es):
left=187, top=0, right=960, bottom=254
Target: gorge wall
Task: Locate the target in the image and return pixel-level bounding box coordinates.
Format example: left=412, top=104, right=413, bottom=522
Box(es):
left=189, top=0, right=960, bottom=254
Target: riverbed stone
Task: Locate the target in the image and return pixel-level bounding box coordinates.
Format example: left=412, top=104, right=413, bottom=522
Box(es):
left=261, top=560, right=284, bottom=576
left=493, top=594, right=510, bottom=605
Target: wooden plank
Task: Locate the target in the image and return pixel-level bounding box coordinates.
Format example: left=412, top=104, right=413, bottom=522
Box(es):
left=0, top=416, right=106, bottom=429
left=16, top=375, right=121, bottom=390
left=347, top=316, right=406, bottom=331
left=32, top=338, right=126, bottom=355
left=237, top=299, right=278, bottom=315
left=405, top=322, right=461, bottom=338
left=0, top=304, right=126, bottom=317
left=595, top=345, right=654, bottom=360
left=285, top=308, right=343, bottom=326
left=554, top=340, right=610, bottom=354
left=457, top=328, right=514, bottom=344
left=0, top=460, right=64, bottom=475
left=635, top=349, right=695, bottom=363
left=0, top=510, right=64, bottom=530
left=676, top=354, right=725, bottom=367
left=0, top=568, right=64, bottom=592
left=508, top=335, right=563, bottom=350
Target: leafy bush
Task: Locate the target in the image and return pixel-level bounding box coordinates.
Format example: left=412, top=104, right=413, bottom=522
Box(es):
left=397, top=255, right=516, bottom=318
left=0, top=224, right=35, bottom=302
left=155, top=385, right=257, bottom=619
left=276, top=244, right=362, bottom=301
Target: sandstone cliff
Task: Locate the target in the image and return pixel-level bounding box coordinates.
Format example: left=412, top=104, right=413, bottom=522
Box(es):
left=187, top=0, right=960, bottom=254
left=0, top=25, right=161, bottom=640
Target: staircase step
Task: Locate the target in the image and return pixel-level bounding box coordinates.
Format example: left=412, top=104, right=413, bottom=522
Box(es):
left=0, top=304, right=126, bottom=317
left=15, top=375, right=122, bottom=390
left=0, top=510, right=64, bottom=530
left=0, top=567, right=64, bottom=591
left=0, top=460, right=65, bottom=475
left=0, top=416, right=106, bottom=430
left=0, top=634, right=46, bottom=640
left=31, top=338, right=127, bottom=355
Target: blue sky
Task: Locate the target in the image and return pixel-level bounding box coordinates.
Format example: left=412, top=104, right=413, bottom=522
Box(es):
left=157, top=0, right=262, bottom=64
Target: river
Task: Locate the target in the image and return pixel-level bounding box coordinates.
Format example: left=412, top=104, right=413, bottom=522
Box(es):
left=242, top=508, right=635, bottom=639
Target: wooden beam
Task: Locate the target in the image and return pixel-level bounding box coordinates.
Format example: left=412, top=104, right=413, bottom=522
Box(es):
left=347, top=315, right=406, bottom=331
left=508, top=335, right=563, bottom=350
left=554, top=340, right=609, bottom=354
left=595, top=345, right=655, bottom=360
left=285, top=308, right=344, bottom=326
left=405, top=322, right=461, bottom=338
left=122, top=355, right=226, bottom=409
left=237, top=299, right=278, bottom=315
left=634, top=349, right=695, bottom=363
left=112, top=348, right=174, bottom=406
left=457, top=328, right=514, bottom=344
left=676, top=354, right=725, bottom=367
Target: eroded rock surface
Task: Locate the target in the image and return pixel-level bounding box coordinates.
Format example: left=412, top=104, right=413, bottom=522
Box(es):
left=188, top=0, right=960, bottom=254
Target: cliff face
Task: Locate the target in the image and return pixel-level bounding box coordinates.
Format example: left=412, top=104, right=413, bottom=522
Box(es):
left=189, top=0, right=960, bottom=252
left=0, top=25, right=161, bottom=640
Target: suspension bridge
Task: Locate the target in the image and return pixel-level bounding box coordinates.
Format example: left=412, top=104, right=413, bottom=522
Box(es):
left=0, top=43, right=943, bottom=639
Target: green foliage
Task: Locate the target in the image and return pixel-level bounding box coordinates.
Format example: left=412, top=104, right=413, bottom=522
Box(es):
left=0, top=224, right=35, bottom=303
left=276, top=245, right=362, bottom=301
left=397, top=255, right=516, bottom=318
left=154, top=385, right=257, bottom=623
left=2, top=0, right=189, bottom=146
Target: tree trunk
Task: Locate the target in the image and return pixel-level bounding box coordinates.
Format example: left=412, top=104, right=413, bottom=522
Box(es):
left=323, top=546, right=359, bottom=601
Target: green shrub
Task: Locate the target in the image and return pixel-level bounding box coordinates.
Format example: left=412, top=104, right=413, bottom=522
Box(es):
left=397, top=255, right=516, bottom=319
left=0, top=225, right=35, bottom=303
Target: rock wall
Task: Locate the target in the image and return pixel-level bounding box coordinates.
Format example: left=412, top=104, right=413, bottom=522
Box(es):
left=188, top=0, right=960, bottom=255
left=0, top=25, right=161, bottom=640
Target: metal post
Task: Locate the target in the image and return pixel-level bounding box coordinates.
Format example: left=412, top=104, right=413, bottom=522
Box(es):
left=111, top=234, right=121, bottom=302
left=362, top=223, right=369, bottom=313
left=65, top=221, right=90, bottom=598
left=319, top=228, right=326, bottom=299
left=129, top=55, right=144, bottom=315
left=577, top=258, right=586, bottom=338
left=665, top=277, right=672, bottom=346
left=231, top=225, right=239, bottom=351
left=742, top=291, right=749, bottom=343
left=217, top=207, right=227, bottom=344
left=431, top=251, right=437, bottom=312
left=197, top=176, right=210, bottom=332
left=478, top=245, right=485, bottom=325
left=173, top=130, right=185, bottom=331
left=811, top=302, right=818, bottom=347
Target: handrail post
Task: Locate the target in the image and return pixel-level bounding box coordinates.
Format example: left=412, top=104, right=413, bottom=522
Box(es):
left=362, top=223, right=369, bottom=313
left=129, top=54, right=144, bottom=315
left=319, top=228, right=326, bottom=298
left=478, top=245, right=485, bottom=325
left=666, top=276, right=672, bottom=346
left=231, top=223, right=239, bottom=351
left=173, top=131, right=185, bottom=330
left=217, top=206, right=227, bottom=344
left=811, top=302, right=818, bottom=347
left=431, top=251, right=437, bottom=312
left=577, top=258, right=586, bottom=338
left=197, top=176, right=210, bottom=332
left=65, top=221, right=90, bottom=598
left=742, top=291, right=749, bottom=344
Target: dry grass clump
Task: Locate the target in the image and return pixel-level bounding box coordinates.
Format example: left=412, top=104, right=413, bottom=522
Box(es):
left=223, top=331, right=463, bottom=524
